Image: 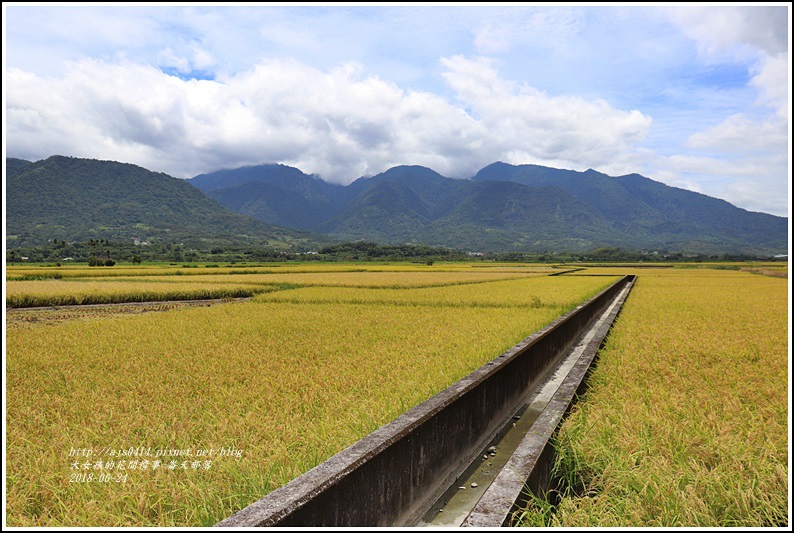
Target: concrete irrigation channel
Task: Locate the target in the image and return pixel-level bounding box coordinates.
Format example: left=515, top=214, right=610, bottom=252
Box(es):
left=215, top=275, right=636, bottom=528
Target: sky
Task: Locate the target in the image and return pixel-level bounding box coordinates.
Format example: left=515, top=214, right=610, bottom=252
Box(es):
left=3, top=3, right=791, bottom=217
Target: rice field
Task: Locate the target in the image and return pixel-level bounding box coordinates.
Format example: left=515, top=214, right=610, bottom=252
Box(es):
left=87, top=270, right=547, bottom=288
left=6, top=266, right=557, bottom=308
left=5, top=262, right=562, bottom=280
left=4, top=265, right=617, bottom=526
left=5, top=279, right=282, bottom=308
left=5, top=263, right=787, bottom=527
left=252, top=275, right=616, bottom=310
left=516, top=267, right=789, bottom=527
left=5, top=300, right=235, bottom=329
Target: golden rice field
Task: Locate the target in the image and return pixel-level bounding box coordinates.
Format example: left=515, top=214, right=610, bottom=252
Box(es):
left=5, top=301, right=233, bottom=329
left=5, top=279, right=282, bottom=308
left=5, top=266, right=617, bottom=526
left=6, top=262, right=562, bottom=280
left=252, top=275, right=614, bottom=310
left=91, top=270, right=548, bottom=288
left=517, top=267, right=789, bottom=527
left=6, top=270, right=558, bottom=308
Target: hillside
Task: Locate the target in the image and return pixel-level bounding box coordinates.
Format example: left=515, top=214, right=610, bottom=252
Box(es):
left=192, top=163, right=353, bottom=228
left=472, top=163, right=788, bottom=254
left=6, top=157, right=33, bottom=177
left=7, top=156, right=786, bottom=255
left=423, top=182, right=624, bottom=251
left=191, top=162, right=788, bottom=255
left=5, top=156, right=333, bottom=249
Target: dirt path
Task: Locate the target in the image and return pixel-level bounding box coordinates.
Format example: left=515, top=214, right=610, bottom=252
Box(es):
left=5, top=297, right=249, bottom=328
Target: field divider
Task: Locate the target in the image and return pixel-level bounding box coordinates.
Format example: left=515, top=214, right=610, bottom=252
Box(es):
left=461, top=277, right=635, bottom=527
left=215, top=275, right=636, bottom=528
left=5, top=297, right=253, bottom=313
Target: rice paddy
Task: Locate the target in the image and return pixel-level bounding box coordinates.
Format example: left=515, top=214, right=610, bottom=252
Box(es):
left=6, top=264, right=559, bottom=307
left=515, top=267, right=789, bottom=527
left=5, top=279, right=281, bottom=308
left=5, top=262, right=562, bottom=280
left=4, top=262, right=788, bottom=527
left=5, top=264, right=615, bottom=526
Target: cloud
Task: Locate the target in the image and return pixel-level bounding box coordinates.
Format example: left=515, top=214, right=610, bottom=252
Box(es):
left=191, top=46, right=215, bottom=70
left=671, top=109, right=788, bottom=216
left=669, top=6, right=788, bottom=58
left=749, top=52, right=790, bottom=118
left=157, top=48, right=191, bottom=73
left=472, top=24, right=511, bottom=55
left=656, top=6, right=790, bottom=217
left=4, top=5, right=787, bottom=217
left=440, top=56, right=652, bottom=171
left=6, top=54, right=655, bottom=186
left=662, top=153, right=789, bottom=216
left=687, top=113, right=788, bottom=154
left=472, top=7, right=584, bottom=56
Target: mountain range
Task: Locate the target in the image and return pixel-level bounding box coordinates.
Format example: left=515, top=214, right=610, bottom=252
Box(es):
left=5, top=155, right=788, bottom=255
left=5, top=156, right=333, bottom=250
left=190, top=162, right=788, bottom=255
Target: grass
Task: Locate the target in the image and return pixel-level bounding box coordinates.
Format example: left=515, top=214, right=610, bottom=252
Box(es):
left=516, top=267, right=789, bottom=527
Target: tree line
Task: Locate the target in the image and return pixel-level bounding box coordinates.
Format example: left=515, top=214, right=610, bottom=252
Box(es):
left=6, top=240, right=784, bottom=266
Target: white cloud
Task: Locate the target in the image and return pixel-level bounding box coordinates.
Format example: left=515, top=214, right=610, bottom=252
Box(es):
left=440, top=56, right=652, bottom=172
left=472, top=7, right=584, bottom=56
left=626, top=119, right=789, bottom=217
left=157, top=48, right=191, bottom=73
left=661, top=153, right=789, bottom=216
left=6, top=54, right=656, bottom=186
left=749, top=52, right=790, bottom=118
left=670, top=5, right=788, bottom=58
left=473, top=24, right=511, bottom=55
left=658, top=5, right=790, bottom=217
left=191, top=45, right=216, bottom=71
left=687, top=113, right=788, bottom=154
left=3, top=5, right=788, bottom=217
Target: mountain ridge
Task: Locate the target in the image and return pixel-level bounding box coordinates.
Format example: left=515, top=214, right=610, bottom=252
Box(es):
left=5, top=155, right=334, bottom=250
left=5, top=155, right=787, bottom=255
left=190, top=160, right=787, bottom=255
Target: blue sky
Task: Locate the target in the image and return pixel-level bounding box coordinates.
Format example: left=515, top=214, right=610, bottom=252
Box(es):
left=3, top=3, right=791, bottom=217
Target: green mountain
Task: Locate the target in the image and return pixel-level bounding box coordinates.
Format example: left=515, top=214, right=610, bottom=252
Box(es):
left=344, top=165, right=475, bottom=218
left=472, top=162, right=788, bottom=254
left=191, top=161, right=788, bottom=255
left=7, top=156, right=786, bottom=255
left=5, top=155, right=332, bottom=249
left=204, top=181, right=327, bottom=230
left=6, top=157, right=33, bottom=177
left=424, top=181, right=623, bottom=251
left=315, top=179, right=434, bottom=241
left=314, top=166, right=489, bottom=240
left=191, top=163, right=353, bottom=229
